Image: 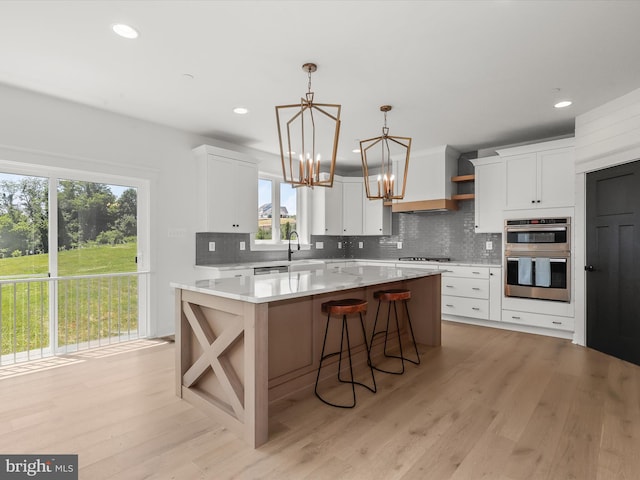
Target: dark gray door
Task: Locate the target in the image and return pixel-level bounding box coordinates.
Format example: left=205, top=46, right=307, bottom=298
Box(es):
left=586, top=160, right=640, bottom=366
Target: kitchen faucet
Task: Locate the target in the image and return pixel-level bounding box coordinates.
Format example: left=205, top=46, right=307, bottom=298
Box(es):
left=287, top=230, right=300, bottom=262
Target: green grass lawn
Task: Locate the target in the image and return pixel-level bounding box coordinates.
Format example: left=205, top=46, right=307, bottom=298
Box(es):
left=1, top=243, right=139, bottom=356
left=0, top=242, right=137, bottom=277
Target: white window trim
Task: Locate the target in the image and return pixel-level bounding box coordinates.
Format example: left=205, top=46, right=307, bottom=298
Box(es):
left=252, top=172, right=311, bottom=251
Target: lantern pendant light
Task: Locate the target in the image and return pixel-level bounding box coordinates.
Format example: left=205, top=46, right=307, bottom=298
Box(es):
left=275, top=63, right=341, bottom=188
left=360, top=105, right=411, bottom=201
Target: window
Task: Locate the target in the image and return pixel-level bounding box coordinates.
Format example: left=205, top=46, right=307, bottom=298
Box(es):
left=255, top=174, right=305, bottom=246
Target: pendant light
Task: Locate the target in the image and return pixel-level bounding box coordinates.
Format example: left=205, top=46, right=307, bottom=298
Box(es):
left=275, top=63, right=341, bottom=188
left=360, top=105, right=411, bottom=201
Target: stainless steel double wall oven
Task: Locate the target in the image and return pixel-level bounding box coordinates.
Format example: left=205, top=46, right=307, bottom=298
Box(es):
left=504, top=218, right=571, bottom=302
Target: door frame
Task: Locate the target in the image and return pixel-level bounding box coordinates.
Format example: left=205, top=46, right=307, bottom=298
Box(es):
left=573, top=171, right=587, bottom=346
left=0, top=159, right=151, bottom=348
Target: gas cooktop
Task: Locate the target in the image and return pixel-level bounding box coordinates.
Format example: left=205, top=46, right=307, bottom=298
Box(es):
left=398, top=256, right=451, bottom=262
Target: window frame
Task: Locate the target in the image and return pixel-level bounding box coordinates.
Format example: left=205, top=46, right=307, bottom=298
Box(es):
left=252, top=172, right=310, bottom=251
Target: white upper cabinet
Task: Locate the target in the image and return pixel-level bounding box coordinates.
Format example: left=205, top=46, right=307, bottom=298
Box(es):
left=311, top=179, right=343, bottom=235
left=341, top=180, right=364, bottom=235
left=363, top=195, right=391, bottom=235
left=194, top=145, right=258, bottom=233
left=343, top=178, right=392, bottom=236
left=311, top=176, right=391, bottom=236
left=499, top=138, right=575, bottom=210
left=470, top=156, right=504, bottom=233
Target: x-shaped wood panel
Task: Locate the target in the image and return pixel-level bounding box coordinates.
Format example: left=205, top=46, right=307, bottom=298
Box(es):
left=181, top=300, right=245, bottom=421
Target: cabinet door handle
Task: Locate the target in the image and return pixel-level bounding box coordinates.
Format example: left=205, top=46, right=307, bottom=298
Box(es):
left=536, top=200, right=541, bottom=203
left=531, top=200, right=535, bottom=203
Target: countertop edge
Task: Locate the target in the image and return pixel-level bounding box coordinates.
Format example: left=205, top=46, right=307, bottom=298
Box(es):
left=172, top=268, right=442, bottom=304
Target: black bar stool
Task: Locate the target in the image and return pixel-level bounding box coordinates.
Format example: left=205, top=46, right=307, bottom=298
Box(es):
left=314, top=298, right=377, bottom=408
left=369, top=289, right=420, bottom=375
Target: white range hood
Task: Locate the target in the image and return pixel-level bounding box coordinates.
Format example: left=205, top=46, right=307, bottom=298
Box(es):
left=392, top=144, right=460, bottom=212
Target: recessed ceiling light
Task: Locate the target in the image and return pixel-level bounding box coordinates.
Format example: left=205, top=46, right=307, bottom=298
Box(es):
left=112, top=23, right=139, bottom=39
left=233, top=107, right=249, bottom=115
left=554, top=100, right=572, bottom=109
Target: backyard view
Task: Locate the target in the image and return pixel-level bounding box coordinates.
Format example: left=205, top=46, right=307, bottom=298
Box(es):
left=257, top=179, right=297, bottom=240
left=0, top=173, right=139, bottom=360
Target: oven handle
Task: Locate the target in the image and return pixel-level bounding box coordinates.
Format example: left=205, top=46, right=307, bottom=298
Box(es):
left=505, top=226, right=567, bottom=232
left=506, top=257, right=567, bottom=263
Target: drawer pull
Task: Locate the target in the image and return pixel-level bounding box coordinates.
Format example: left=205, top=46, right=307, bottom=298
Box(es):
left=472, top=307, right=480, bottom=311
left=552, top=321, right=562, bottom=325
left=472, top=271, right=481, bottom=275
left=512, top=316, right=521, bottom=320
left=445, top=285, right=455, bottom=288
left=446, top=304, right=454, bottom=307
left=472, top=287, right=481, bottom=291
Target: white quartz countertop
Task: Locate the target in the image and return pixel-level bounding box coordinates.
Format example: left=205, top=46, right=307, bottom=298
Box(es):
left=195, top=258, right=500, bottom=270
left=172, top=265, right=441, bottom=304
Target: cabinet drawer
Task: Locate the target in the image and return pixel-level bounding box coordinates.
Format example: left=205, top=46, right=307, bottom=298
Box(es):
left=441, top=277, right=489, bottom=299
left=442, top=295, right=489, bottom=320
left=440, top=265, right=489, bottom=279
left=503, top=309, right=574, bottom=331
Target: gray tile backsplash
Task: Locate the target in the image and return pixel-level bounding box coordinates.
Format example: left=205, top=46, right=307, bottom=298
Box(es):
left=196, top=153, right=502, bottom=266
left=196, top=199, right=501, bottom=266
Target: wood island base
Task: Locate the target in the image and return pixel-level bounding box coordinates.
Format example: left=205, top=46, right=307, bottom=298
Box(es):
left=175, top=273, right=441, bottom=448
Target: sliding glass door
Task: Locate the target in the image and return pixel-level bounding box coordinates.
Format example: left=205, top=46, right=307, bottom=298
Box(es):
left=0, top=168, right=148, bottom=363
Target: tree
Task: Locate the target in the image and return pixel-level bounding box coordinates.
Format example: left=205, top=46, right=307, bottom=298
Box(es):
left=114, top=188, right=137, bottom=238
left=0, top=177, right=48, bottom=255
left=57, top=180, right=116, bottom=247
left=18, top=177, right=48, bottom=253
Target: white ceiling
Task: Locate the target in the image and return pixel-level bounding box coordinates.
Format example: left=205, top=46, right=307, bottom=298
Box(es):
left=2, top=0, right=640, bottom=172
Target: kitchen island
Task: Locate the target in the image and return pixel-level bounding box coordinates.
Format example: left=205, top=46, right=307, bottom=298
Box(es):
left=172, top=265, right=442, bottom=447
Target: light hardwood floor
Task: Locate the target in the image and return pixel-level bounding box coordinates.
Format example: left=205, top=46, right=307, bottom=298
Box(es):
left=1, top=322, right=639, bottom=479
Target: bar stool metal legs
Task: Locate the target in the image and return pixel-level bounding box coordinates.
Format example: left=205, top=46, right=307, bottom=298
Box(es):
left=314, top=299, right=377, bottom=408
left=369, top=289, right=420, bottom=375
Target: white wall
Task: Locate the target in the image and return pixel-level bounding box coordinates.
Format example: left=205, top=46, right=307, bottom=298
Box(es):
left=573, top=85, right=640, bottom=345
left=0, top=83, right=277, bottom=337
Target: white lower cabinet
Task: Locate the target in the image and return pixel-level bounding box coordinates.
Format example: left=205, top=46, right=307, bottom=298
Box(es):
left=489, top=267, right=501, bottom=321
left=440, top=265, right=497, bottom=322
left=442, top=296, right=490, bottom=320
left=502, top=309, right=574, bottom=332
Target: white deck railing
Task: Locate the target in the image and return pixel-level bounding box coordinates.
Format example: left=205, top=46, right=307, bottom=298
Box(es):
left=0, top=272, right=149, bottom=365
